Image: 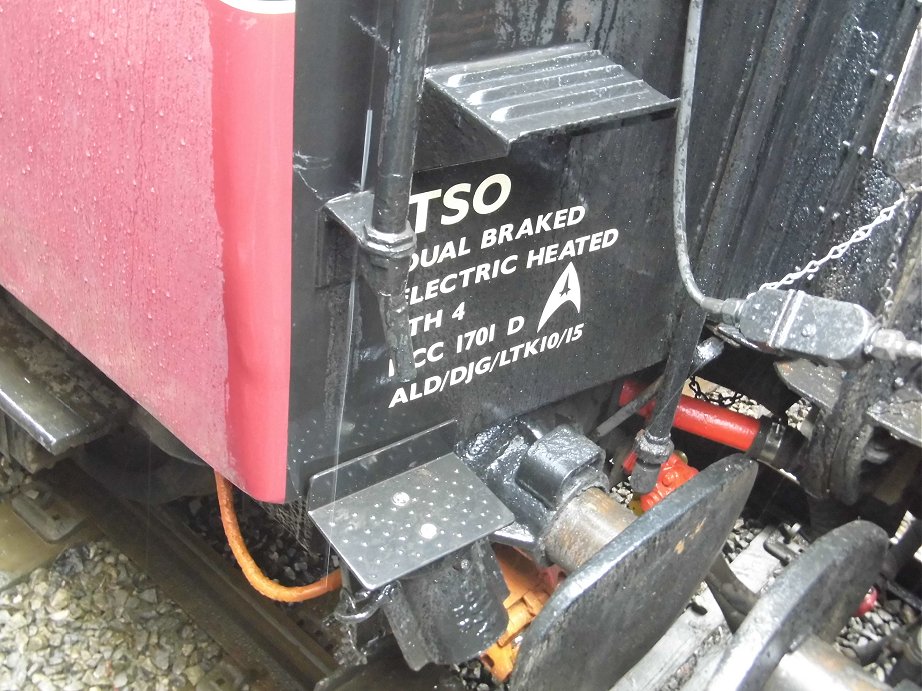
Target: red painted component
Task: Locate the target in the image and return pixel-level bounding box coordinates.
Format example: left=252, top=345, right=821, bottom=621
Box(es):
left=623, top=451, right=699, bottom=512
left=538, top=564, right=566, bottom=592
left=856, top=587, right=879, bottom=617
left=619, top=380, right=762, bottom=452
left=211, top=0, right=295, bottom=503
left=0, top=1, right=295, bottom=501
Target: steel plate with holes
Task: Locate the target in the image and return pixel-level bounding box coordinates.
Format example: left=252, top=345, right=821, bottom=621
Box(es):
left=309, top=453, right=513, bottom=590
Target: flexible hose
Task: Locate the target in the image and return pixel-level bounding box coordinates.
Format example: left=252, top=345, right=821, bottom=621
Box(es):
left=215, top=472, right=342, bottom=602
left=672, top=0, right=725, bottom=316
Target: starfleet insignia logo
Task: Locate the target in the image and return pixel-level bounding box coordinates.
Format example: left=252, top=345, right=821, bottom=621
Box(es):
left=537, top=262, right=581, bottom=332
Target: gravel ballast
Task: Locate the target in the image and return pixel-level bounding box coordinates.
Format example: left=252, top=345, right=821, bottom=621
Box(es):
left=0, top=540, right=223, bottom=691
left=2, top=454, right=918, bottom=690
left=0, top=455, right=27, bottom=497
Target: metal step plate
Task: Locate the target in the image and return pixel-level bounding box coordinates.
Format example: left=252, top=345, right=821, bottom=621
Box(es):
left=0, top=296, right=128, bottom=458
left=419, top=43, right=677, bottom=168
left=309, top=453, right=513, bottom=590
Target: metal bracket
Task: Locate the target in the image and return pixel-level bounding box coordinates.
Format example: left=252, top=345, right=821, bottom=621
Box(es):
left=322, top=190, right=418, bottom=381
left=309, top=452, right=513, bottom=590
left=325, top=191, right=416, bottom=263
left=306, top=421, right=456, bottom=510
left=776, top=358, right=922, bottom=446
left=515, top=426, right=606, bottom=508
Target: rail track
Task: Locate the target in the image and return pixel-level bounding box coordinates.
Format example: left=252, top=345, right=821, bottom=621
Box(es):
left=2, top=459, right=918, bottom=690
left=1, top=461, right=466, bottom=691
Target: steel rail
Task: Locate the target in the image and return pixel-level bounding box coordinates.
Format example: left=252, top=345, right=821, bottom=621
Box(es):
left=44, top=463, right=336, bottom=691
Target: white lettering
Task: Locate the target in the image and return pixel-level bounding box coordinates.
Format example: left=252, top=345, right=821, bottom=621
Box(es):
left=406, top=255, right=520, bottom=305
left=408, top=188, right=442, bottom=234
left=440, top=183, right=471, bottom=225
left=388, top=323, right=586, bottom=407
left=568, top=205, right=585, bottom=226
left=526, top=228, right=619, bottom=269
left=472, top=173, right=512, bottom=215
left=389, top=386, right=409, bottom=408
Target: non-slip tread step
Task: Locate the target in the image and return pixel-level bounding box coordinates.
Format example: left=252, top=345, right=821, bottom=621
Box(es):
left=419, top=43, right=676, bottom=168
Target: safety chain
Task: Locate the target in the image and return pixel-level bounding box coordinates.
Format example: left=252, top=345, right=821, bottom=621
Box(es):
left=878, top=218, right=905, bottom=322
left=688, top=376, right=745, bottom=408
left=877, top=186, right=922, bottom=321
left=760, top=192, right=913, bottom=291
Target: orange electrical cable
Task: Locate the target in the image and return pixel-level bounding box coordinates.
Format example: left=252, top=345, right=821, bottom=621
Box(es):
left=215, top=472, right=342, bottom=602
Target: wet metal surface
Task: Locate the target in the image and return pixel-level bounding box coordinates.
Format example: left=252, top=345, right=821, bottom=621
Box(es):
left=706, top=521, right=888, bottom=691
left=0, top=297, right=127, bottom=457
left=310, top=453, right=512, bottom=589
left=511, top=456, right=757, bottom=691
left=612, top=529, right=780, bottom=691
left=867, top=386, right=922, bottom=447
left=775, top=359, right=844, bottom=413
left=419, top=43, right=676, bottom=168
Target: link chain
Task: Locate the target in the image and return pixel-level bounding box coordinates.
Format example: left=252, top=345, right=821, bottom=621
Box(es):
left=877, top=186, right=922, bottom=321
left=760, top=192, right=914, bottom=292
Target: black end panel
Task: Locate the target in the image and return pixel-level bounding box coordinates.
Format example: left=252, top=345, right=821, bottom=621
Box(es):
left=286, top=0, right=917, bottom=500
